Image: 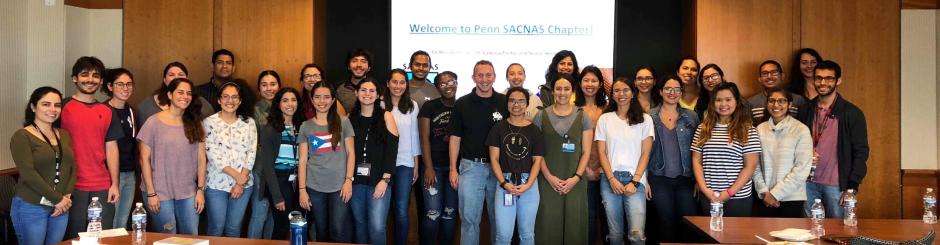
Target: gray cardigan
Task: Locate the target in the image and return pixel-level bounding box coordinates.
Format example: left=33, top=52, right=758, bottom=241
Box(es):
left=753, top=116, right=813, bottom=202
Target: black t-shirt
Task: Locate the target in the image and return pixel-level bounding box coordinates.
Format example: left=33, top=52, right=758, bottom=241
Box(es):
left=109, top=105, right=138, bottom=172
left=486, top=120, right=544, bottom=175
left=418, top=99, right=453, bottom=166
left=450, top=89, right=509, bottom=159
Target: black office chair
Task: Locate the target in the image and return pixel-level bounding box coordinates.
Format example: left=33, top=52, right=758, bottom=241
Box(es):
left=848, top=230, right=936, bottom=245
left=0, top=175, right=16, bottom=244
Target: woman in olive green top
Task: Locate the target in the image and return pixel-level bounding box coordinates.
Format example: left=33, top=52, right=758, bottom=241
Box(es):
left=11, top=87, right=76, bottom=245
left=534, top=74, right=594, bottom=245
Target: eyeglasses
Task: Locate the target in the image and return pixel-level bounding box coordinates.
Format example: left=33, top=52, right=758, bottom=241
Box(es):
left=113, top=82, right=134, bottom=88
left=302, top=74, right=322, bottom=80
left=662, top=87, right=682, bottom=94
left=439, top=80, right=457, bottom=88
left=703, top=73, right=721, bottom=81
left=814, top=76, right=838, bottom=83
left=767, top=98, right=789, bottom=104
left=759, top=71, right=781, bottom=78
left=509, top=99, right=527, bottom=105
left=221, top=95, right=241, bottom=101
left=635, top=76, right=654, bottom=82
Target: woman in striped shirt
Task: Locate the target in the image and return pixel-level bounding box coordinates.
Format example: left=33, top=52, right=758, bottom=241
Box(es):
left=691, top=82, right=761, bottom=217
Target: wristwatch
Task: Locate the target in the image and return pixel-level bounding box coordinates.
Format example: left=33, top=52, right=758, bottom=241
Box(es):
left=345, top=176, right=354, bottom=182
left=629, top=180, right=642, bottom=186
left=382, top=177, right=391, bottom=184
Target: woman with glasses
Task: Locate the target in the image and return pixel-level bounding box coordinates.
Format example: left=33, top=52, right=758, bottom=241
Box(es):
left=300, top=64, right=346, bottom=119
left=203, top=82, right=258, bottom=237
left=754, top=87, right=813, bottom=218
left=694, top=64, right=726, bottom=120
left=102, top=68, right=139, bottom=229
left=647, top=75, right=699, bottom=242
left=633, top=66, right=657, bottom=112
left=418, top=71, right=459, bottom=245
left=534, top=74, right=594, bottom=245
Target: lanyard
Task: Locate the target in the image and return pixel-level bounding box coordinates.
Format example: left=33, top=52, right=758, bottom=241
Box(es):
left=33, top=124, right=62, bottom=190
left=811, top=107, right=832, bottom=147
left=361, top=126, right=372, bottom=164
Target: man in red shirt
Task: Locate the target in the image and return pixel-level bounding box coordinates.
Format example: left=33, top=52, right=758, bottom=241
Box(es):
left=61, top=56, right=124, bottom=239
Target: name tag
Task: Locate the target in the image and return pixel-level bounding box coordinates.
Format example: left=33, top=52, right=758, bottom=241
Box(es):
left=562, top=143, right=575, bottom=153
left=503, top=193, right=514, bottom=206
left=288, top=174, right=297, bottom=182
left=356, top=163, right=372, bottom=177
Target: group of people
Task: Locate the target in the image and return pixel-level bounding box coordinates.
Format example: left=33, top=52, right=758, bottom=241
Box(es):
left=10, top=47, right=868, bottom=245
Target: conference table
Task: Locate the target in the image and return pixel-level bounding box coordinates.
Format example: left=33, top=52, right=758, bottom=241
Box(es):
left=684, top=216, right=938, bottom=244
left=58, top=232, right=354, bottom=245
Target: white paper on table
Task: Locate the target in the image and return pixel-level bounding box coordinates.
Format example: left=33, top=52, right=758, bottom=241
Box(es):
left=769, top=228, right=817, bottom=242
left=77, top=228, right=128, bottom=238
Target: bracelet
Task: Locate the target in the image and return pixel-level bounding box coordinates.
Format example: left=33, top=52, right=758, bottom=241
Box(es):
left=726, top=189, right=736, bottom=197
left=147, top=193, right=157, bottom=197
left=299, top=187, right=307, bottom=190
left=572, top=173, right=582, bottom=179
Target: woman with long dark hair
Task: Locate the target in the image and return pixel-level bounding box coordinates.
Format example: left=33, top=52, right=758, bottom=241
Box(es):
left=634, top=66, right=657, bottom=112
left=596, top=78, right=654, bottom=244
left=297, top=82, right=355, bottom=242
left=647, top=75, right=700, bottom=242
left=693, top=64, right=726, bottom=119
left=575, top=66, right=609, bottom=245
left=348, top=78, right=399, bottom=245
left=691, top=82, right=761, bottom=217
left=255, top=88, right=306, bottom=239
left=384, top=69, right=421, bottom=245
left=11, top=87, right=75, bottom=245
left=247, top=70, right=281, bottom=239
left=539, top=50, right=580, bottom=106
left=138, top=78, right=206, bottom=235
left=203, top=82, right=258, bottom=237
left=788, top=48, right=823, bottom=100
left=676, top=57, right=701, bottom=111
left=534, top=74, right=593, bottom=245
left=136, top=62, right=213, bottom=121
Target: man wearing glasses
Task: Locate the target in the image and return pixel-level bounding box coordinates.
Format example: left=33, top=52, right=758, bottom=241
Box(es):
left=796, top=60, right=869, bottom=219
left=449, top=60, right=508, bottom=245
left=747, top=60, right=807, bottom=123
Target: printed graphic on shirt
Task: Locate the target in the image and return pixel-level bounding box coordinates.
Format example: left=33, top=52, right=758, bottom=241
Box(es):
left=502, top=131, right=530, bottom=161
left=309, top=132, right=337, bottom=153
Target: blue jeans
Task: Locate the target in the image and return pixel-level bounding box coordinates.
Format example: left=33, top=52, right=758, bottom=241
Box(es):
left=205, top=187, right=253, bottom=237
left=494, top=173, right=539, bottom=245
left=142, top=196, right=199, bottom=235
left=457, top=158, right=496, bottom=245
left=350, top=183, right=392, bottom=245
left=391, top=165, right=414, bottom=245
left=113, top=171, right=136, bottom=228
left=11, top=196, right=68, bottom=245
left=648, top=175, right=696, bottom=242
left=600, top=172, right=647, bottom=245
left=308, top=189, right=350, bottom=242
left=805, top=182, right=844, bottom=218
left=247, top=174, right=274, bottom=239
left=421, top=166, right=458, bottom=245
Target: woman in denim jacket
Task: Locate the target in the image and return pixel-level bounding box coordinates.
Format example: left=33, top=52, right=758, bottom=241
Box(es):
left=647, top=75, right=699, bottom=243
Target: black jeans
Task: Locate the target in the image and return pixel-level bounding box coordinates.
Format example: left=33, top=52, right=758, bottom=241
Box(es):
left=754, top=199, right=805, bottom=218
left=271, top=170, right=299, bottom=240
left=587, top=180, right=610, bottom=245
left=648, top=175, right=697, bottom=243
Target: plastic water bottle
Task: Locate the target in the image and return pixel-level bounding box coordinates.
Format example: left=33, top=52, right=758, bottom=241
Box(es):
left=709, top=191, right=723, bottom=231
left=842, top=189, right=857, bottom=227
left=289, top=211, right=308, bottom=245
left=132, top=202, right=147, bottom=244
left=924, top=188, right=937, bottom=224
left=87, top=197, right=103, bottom=241
left=810, top=199, right=826, bottom=237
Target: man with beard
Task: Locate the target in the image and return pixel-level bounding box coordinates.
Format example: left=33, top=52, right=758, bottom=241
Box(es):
left=336, top=49, right=378, bottom=111
left=747, top=60, right=807, bottom=123
left=408, top=50, right=440, bottom=108
left=449, top=60, right=508, bottom=245
left=61, top=56, right=124, bottom=239
left=796, top=60, right=869, bottom=218
left=195, top=49, right=254, bottom=112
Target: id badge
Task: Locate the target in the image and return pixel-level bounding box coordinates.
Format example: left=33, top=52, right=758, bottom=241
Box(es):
left=39, top=196, right=54, bottom=207
left=288, top=174, right=297, bottom=182
left=503, top=193, right=514, bottom=206
left=561, top=143, right=575, bottom=153
left=356, top=163, right=372, bottom=177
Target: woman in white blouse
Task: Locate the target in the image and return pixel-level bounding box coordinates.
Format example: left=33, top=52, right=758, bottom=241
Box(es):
left=383, top=69, right=420, bottom=245
left=203, top=81, right=258, bottom=237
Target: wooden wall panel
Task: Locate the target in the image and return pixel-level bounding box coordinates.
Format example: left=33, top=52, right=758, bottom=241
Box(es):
left=123, top=0, right=215, bottom=105
left=801, top=0, right=901, bottom=219
left=695, top=0, right=799, bottom=98
left=217, top=0, right=314, bottom=91
left=902, top=0, right=940, bottom=9
left=901, top=170, right=938, bottom=219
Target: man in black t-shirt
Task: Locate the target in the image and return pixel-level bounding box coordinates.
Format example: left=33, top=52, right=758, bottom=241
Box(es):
left=449, top=60, right=508, bottom=244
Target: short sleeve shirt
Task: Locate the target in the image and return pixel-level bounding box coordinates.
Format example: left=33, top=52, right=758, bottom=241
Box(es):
left=486, top=120, right=545, bottom=175
left=137, top=117, right=199, bottom=200
left=418, top=99, right=453, bottom=166
left=594, top=113, right=654, bottom=182
left=690, top=123, right=762, bottom=199
left=297, top=117, right=355, bottom=192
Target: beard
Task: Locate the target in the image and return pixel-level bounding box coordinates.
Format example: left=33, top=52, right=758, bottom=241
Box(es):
left=815, top=83, right=837, bottom=96
left=76, top=82, right=99, bottom=94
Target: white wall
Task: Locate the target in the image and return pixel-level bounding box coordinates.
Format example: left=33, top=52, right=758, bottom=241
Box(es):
left=0, top=1, right=123, bottom=170
left=901, top=10, right=940, bottom=170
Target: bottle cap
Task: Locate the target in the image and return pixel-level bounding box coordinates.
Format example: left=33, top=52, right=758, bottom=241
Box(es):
left=136, top=202, right=143, bottom=207
left=848, top=189, right=855, bottom=193
left=815, top=198, right=822, bottom=203
left=929, top=188, right=934, bottom=192
left=91, top=196, right=99, bottom=201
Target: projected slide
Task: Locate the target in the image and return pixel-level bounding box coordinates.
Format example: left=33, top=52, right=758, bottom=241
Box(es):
left=391, top=0, right=615, bottom=97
